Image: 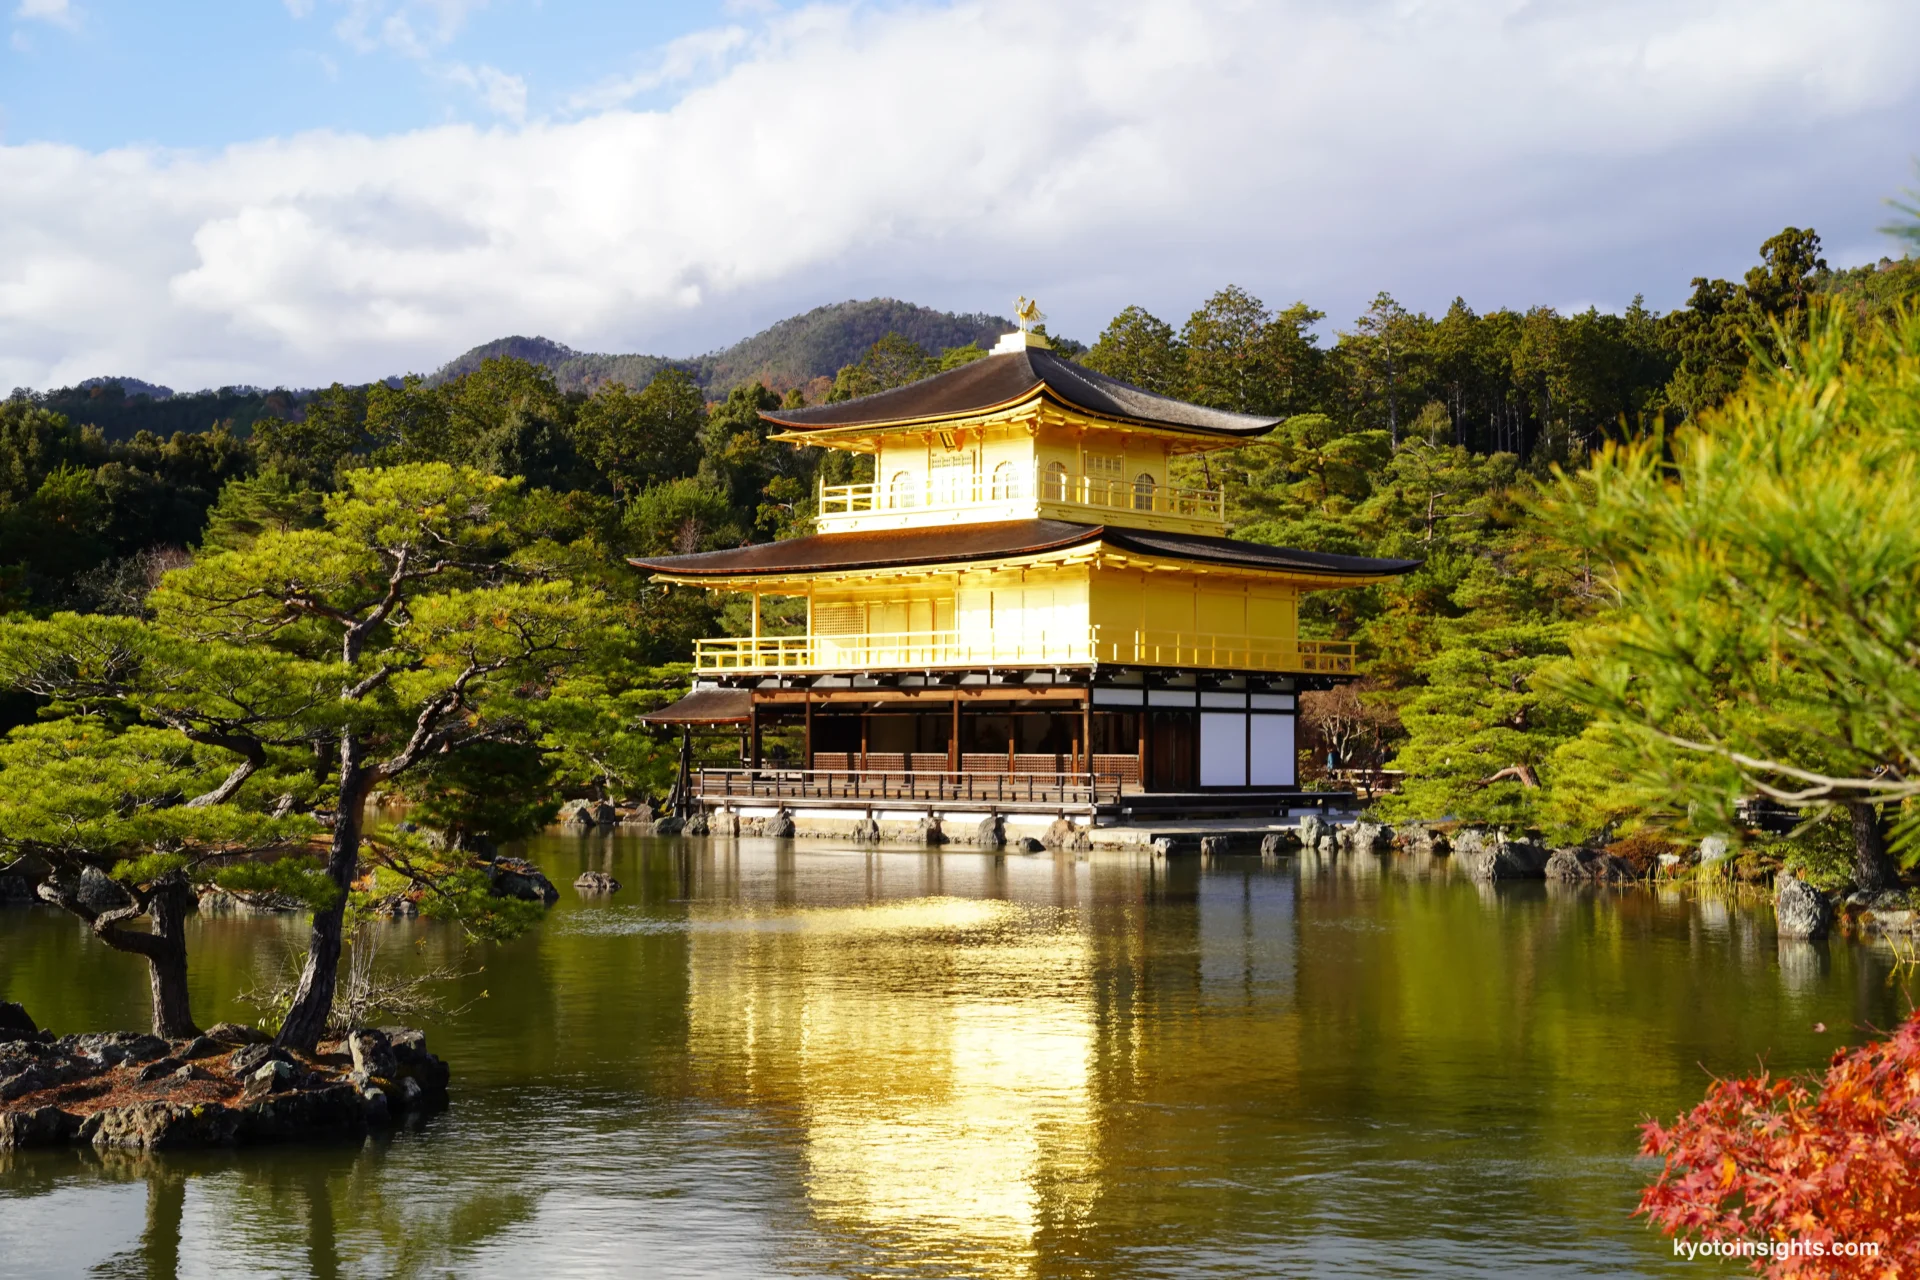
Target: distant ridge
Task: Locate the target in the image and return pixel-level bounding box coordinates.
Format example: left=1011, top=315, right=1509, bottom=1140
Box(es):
left=428, top=298, right=1013, bottom=396
left=38, top=298, right=1021, bottom=440
left=77, top=375, right=175, bottom=401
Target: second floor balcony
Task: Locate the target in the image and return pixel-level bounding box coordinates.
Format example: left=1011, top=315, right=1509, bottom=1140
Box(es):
left=693, top=627, right=1355, bottom=677
left=817, top=461, right=1226, bottom=535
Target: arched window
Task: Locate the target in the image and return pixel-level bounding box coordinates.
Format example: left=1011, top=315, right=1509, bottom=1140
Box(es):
left=990, top=461, right=1015, bottom=501
left=889, top=471, right=917, bottom=509
left=1042, top=460, right=1068, bottom=502
left=1133, top=472, right=1156, bottom=511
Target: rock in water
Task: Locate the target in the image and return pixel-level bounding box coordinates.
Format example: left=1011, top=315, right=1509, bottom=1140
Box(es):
left=1346, top=821, right=1392, bottom=856
left=849, top=818, right=881, bottom=843
left=1775, top=874, right=1831, bottom=939
left=489, top=858, right=559, bottom=905
left=651, top=816, right=685, bottom=836
left=0, top=1106, right=78, bottom=1149
left=573, top=872, right=620, bottom=894
left=89, top=1101, right=243, bottom=1150
left=1453, top=830, right=1550, bottom=881
left=1259, top=831, right=1296, bottom=857
left=684, top=813, right=710, bottom=837
left=1544, top=848, right=1590, bottom=882
left=912, top=816, right=944, bottom=845
left=1014, top=836, right=1046, bottom=854
left=1698, top=834, right=1732, bottom=867
left=1297, top=814, right=1326, bottom=850
left=767, top=811, right=797, bottom=839
left=973, top=816, right=1005, bottom=849
left=0, top=1002, right=38, bottom=1041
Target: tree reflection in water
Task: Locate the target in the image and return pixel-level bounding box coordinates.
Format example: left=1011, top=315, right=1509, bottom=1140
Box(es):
left=75, top=1139, right=537, bottom=1279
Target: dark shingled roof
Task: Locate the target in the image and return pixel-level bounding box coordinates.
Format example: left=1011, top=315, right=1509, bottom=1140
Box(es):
left=629, top=519, right=1419, bottom=580
left=640, top=687, right=753, bottom=725
left=760, top=346, right=1280, bottom=437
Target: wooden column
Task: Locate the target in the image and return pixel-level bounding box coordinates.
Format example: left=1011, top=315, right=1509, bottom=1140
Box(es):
left=949, top=691, right=960, bottom=771
left=860, top=712, right=869, bottom=770
left=1081, top=694, right=1093, bottom=778
left=803, top=690, right=813, bottom=770
left=1139, top=710, right=1151, bottom=792
left=749, top=701, right=762, bottom=770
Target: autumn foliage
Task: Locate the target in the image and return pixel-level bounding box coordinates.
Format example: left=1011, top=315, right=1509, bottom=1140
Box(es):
left=1637, top=1009, right=1920, bottom=1277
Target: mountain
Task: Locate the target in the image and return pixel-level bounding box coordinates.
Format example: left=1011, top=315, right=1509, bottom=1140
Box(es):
left=36, top=298, right=1019, bottom=440
left=692, top=298, right=1011, bottom=393
left=428, top=298, right=1013, bottom=396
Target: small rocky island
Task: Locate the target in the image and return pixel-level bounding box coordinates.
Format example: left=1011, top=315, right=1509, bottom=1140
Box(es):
left=0, top=1002, right=448, bottom=1151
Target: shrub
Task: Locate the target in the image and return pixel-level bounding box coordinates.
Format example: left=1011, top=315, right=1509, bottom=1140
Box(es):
left=1638, top=1009, right=1920, bottom=1277
left=1605, top=829, right=1683, bottom=877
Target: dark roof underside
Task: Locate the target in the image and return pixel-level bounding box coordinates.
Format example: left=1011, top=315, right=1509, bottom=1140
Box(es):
left=629, top=519, right=1419, bottom=580
left=639, top=687, right=753, bottom=725
left=760, top=347, right=1279, bottom=437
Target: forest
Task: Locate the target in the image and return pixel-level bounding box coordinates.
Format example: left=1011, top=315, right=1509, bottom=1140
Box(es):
left=3, top=224, right=1919, bottom=898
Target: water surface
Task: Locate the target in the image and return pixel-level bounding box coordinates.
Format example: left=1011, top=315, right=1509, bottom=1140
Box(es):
left=1, top=837, right=1910, bottom=1278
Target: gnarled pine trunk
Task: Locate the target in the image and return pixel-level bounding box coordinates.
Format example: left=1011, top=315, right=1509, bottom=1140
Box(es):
left=275, top=742, right=371, bottom=1054
left=38, top=870, right=200, bottom=1039
left=1847, top=799, right=1899, bottom=895
left=144, top=874, right=199, bottom=1039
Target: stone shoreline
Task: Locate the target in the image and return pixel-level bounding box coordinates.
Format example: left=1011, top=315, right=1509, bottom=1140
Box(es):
left=0, top=1003, right=448, bottom=1151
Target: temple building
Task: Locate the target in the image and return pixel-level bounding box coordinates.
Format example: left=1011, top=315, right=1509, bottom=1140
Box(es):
left=631, top=321, right=1416, bottom=826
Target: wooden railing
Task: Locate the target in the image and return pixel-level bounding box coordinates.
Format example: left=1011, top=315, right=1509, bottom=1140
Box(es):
left=697, top=768, right=1124, bottom=807
left=819, top=464, right=1224, bottom=525
left=692, top=628, right=1355, bottom=674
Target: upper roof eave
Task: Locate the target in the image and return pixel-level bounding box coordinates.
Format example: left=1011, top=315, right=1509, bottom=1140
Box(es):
left=758, top=348, right=1281, bottom=440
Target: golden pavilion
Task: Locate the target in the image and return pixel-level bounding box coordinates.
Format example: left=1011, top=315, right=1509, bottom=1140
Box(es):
left=630, top=321, right=1416, bottom=824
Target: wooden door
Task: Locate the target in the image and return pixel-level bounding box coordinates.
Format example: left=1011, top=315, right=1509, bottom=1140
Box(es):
left=1147, top=710, right=1195, bottom=791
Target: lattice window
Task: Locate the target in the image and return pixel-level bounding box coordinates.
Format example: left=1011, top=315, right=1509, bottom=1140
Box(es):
left=888, top=471, right=918, bottom=509
left=812, top=601, right=861, bottom=634
left=929, top=451, right=974, bottom=505
left=1086, top=452, right=1124, bottom=505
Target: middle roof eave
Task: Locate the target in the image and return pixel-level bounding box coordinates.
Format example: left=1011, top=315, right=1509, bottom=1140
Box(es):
left=626, top=519, right=1422, bottom=581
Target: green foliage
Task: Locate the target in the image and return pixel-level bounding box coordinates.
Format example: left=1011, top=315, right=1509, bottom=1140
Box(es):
left=0, top=717, right=317, bottom=886
left=399, top=741, right=561, bottom=847
left=1373, top=622, right=1585, bottom=829
left=573, top=369, right=704, bottom=494
left=1084, top=305, right=1186, bottom=394
left=1550, top=306, right=1920, bottom=861
left=541, top=664, right=689, bottom=800
left=825, top=332, right=935, bottom=402
left=198, top=469, right=325, bottom=551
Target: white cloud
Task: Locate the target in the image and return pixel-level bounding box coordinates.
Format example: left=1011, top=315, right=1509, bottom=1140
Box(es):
left=331, top=0, right=487, bottom=56
left=566, top=25, right=751, bottom=113
left=441, top=62, right=526, bottom=121
left=3, top=0, right=1919, bottom=391
left=14, top=0, right=78, bottom=30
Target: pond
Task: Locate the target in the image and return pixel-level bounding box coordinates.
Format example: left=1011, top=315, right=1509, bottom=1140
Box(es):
left=0, top=836, right=1910, bottom=1278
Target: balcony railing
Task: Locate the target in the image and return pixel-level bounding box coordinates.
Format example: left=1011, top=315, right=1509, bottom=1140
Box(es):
left=819, top=463, right=1224, bottom=526
left=697, top=767, right=1124, bottom=808
left=692, top=628, right=1355, bottom=674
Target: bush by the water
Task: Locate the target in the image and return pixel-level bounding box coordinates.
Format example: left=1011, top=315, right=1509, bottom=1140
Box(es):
left=1638, top=1008, right=1920, bottom=1277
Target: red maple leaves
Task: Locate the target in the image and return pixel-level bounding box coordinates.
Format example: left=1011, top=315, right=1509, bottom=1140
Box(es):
left=1638, top=1009, right=1920, bottom=1278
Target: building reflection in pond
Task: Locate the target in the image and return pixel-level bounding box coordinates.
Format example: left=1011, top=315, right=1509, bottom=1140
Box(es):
left=685, top=880, right=1101, bottom=1275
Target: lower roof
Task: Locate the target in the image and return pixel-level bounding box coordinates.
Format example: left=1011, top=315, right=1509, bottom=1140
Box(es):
left=628, top=519, right=1419, bottom=581
left=639, top=687, right=753, bottom=725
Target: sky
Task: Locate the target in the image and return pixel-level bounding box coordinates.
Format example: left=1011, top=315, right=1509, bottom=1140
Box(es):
left=2, top=0, right=1917, bottom=392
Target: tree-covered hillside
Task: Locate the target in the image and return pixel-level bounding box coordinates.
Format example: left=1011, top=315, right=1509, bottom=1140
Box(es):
left=426, top=298, right=1014, bottom=398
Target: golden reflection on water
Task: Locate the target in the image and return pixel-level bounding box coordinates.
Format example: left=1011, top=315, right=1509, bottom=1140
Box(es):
left=686, top=893, right=1098, bottom=1275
